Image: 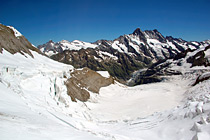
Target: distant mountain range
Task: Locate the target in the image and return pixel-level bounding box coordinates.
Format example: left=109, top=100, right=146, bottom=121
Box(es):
left=1, top=23, right=210, bottom=140
left=37, top=28, right=210, bottom=82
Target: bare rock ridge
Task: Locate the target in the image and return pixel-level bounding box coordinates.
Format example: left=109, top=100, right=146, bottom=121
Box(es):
left=0, top=23, right=41, bottom=57
left=65, top=67, right=114, bottom=102
left=38, top=28, right=210, bottom=81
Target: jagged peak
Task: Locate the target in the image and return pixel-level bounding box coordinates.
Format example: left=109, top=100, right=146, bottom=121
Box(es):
left=166, top=36, right=186, bottom=42
left=144, top=29, right=162, bottom=36
left=47, top=40, right=54, bottom=44
left=153, top=29, right=159, bottom=33
left=132, top=28, right=144, bottom=35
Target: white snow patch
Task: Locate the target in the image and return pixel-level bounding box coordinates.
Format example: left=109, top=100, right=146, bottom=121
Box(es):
left=192, top=41, right=199, bottom=46
left=98, top=51, right=118, bottom=60
left=7, top=26, right=22, bottom=37
left=59, top=40, right=97, bottom=51
left=96, top=71, right=110, bottom=78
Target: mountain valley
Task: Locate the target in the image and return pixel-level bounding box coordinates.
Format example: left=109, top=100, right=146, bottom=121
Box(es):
left=0, top=23, right=210, bottom=140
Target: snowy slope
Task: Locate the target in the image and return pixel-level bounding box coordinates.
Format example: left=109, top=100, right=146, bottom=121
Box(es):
left=1, top=48, right=210, bottom=140
left=0, top=50, right=107, bottom=140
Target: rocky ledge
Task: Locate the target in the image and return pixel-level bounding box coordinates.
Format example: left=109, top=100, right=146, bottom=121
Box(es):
left=65, top=67, right=114, bottom=102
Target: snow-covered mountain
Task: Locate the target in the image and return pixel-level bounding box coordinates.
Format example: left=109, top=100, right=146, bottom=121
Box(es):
left=1, top=24, right=210, bottom=140
left=128, top=44, right=210, bottom=86
left=38, top=28, right=210, bottom=81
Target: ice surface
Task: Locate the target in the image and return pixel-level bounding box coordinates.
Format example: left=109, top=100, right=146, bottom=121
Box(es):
left=87, top=78, right=187, bottom=121
left=1, top=49, right=210, bottom=140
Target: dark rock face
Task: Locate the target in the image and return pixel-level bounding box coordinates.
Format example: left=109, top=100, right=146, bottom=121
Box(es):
left=144, top=29, right=166, bottom=43
left=51, top=48, right=147, bottom=81
left=129, top=61, right=182, bottom=86
left=192, top=72, right=210, bottom=86
left=0, top=24, right=41, bottom=57
left=187, top=45, right=210, bottom=67
left=65, top=67, right=114, bottom=102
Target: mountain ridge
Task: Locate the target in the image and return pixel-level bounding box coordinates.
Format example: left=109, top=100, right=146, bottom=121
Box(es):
left=38, top=28, right=210, bottom=82
left=0, top=24, right=41, bottom=57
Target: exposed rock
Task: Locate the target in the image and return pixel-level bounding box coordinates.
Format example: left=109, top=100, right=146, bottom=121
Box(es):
left=65, top=67, right=114, bottom=102
left=128, top=60, right=182, bottom=86
left=187, top=45, right=210, bottom=67
left=37, top=40, right=63, bottom=56
left=0, top=24, right=41, bottom=57
left=51, top=48, right=147, bottom=80
left=192, top=72, right=210, bottom=86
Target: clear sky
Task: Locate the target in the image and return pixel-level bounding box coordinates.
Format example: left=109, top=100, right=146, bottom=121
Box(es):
left=1, top=0, right=210, bottom=46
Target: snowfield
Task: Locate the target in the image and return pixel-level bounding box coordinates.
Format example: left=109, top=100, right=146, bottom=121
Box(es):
left=0, top=49, right=210, bottom=140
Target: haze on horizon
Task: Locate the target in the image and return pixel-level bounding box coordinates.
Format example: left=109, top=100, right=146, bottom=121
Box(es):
left=1, top=0, right=210, bottom=46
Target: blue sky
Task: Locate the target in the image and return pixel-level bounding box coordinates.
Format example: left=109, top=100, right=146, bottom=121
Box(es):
left=1, top=0, right=210, bottom=46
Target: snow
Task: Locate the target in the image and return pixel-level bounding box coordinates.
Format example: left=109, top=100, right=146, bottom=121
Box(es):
left=96, top=71, right=110, bottom=78
left=98, top=51, right=118, bottom=60
left=45, top=50, right=58, bottom=56
left=1, top=49, right=210, bottom=140
left=0, top=50, right=104, bottom=140
left=129, top=34, right=145, bottom=45
left=112, top=41, right=124, bottom=53
left=147, top=39, right=168, bottom=58
left=167, top=40, right=181, bottom=52
left=192, top=41, right=199, bottom=46
left=198, top=72, right=210, bottom=80
left=87, top=78, right=187, bottom=121
left=7, top=26, right=22, bottom=37
left=128, top=40, right=141, bottom=54
left=59, top=40, right=98, bottom=51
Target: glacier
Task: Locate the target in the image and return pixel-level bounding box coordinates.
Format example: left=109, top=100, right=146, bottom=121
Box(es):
left=0, top=47, right=210, bottom=140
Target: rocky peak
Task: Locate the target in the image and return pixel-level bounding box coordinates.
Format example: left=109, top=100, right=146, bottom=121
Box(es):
left=166, top=36, right=186, bottom=43
left=131, top=28, right=147, bottom=43
left=165, top=36, right=174, bottom=41
left=0, top=23, right=41, bottom=57
left=48, top=40, right=54, bottom=43
left=132, top=28, right=144, bottom=36
left=144, top=29, right=166, bottom=43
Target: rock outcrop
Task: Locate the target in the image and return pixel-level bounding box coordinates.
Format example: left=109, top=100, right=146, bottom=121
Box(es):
left=65, top=67, right=114, bottom=102
left=0, top=24, right=41, bottom=57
